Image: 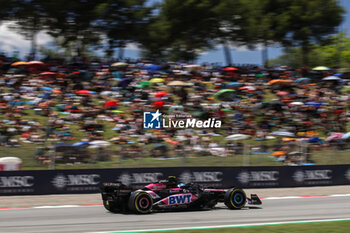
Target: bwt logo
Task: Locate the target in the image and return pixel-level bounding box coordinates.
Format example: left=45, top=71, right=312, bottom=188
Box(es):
left=168, top=194, right=192, bottom=205
left=143, top=110, right=161, bottom=129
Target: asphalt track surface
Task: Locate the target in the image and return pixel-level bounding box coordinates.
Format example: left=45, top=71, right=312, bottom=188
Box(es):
left=1, top=195, right=350, bottom=233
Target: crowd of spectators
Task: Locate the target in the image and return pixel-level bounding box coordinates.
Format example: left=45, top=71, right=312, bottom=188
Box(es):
left=1, top=52, right=350, bottom=166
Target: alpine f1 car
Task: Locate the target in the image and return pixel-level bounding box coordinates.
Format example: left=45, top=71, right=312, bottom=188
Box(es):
left=100, top=176, right=261, bottom=214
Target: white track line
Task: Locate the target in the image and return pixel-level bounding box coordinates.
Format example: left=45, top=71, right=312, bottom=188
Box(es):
left=89, top=218, right=350, bottom=233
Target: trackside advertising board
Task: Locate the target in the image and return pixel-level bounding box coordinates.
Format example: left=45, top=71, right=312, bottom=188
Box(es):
left=1, top=165, right=350, bottom=195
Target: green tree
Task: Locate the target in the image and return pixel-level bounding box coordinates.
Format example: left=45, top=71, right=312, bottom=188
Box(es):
left=9, top=0, right=49, bottom=59
left=96, top=0, right=152, bottom=59
left=42, top=0, right=102, bottom=57
left=237, top=0, right=290, bottom=67
left=146, top=0, right=223, bottom=62
left=282, top=0, right=344, bottom=66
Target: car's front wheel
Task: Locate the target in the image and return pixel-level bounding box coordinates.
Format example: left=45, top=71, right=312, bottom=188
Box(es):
left=224, top=188, right=246, bottom=209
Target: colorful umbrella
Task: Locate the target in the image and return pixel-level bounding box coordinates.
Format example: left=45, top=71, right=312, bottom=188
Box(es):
left=150, top=78, right=165, bottom=83
left=153, top=101, right=165, bottom=108
left=111, top=62, right=128, bottom=67
left=11, top=61, right=28, bottom=66
left=225, top=134, right=250, bottom=141
left=111, top=110, right=124, bottom=113
left=214, top=89, right=235, bottom=100
left=268, top=79, right=293, bottom=85
left=76, top=90, right=93, bottom=95
left=276, top=91, right=289, bottom=96
left=167, top=81, right=187, bottom=86
left=312, top=66, right=330, bottom=71
left=104, top=100, right=119, bottom=107
left=40, top=72, right=56, bottom=77
left=341, top=132, right=350, bottom=140
left=322, top=76, right=342, bottom=81
left=222, top=67, right=238, bottom=72
left=325, top=133, right=344, bottom=142
left=239, top=86, right=256, bottom=92
left=28, top=61, right=44, bottom=66
left=154, top=91, right=168, bottom=97
left=40, top=86, right=52, bottom=92
left=295, top=77, right=310, bottom=83
left=305, top=102, right=323, bottom=108
left=270, top=131, right=295, bottom=137
left=226, top=82, right=243, bottom=87
left=139, top=80, right=151, bottom=88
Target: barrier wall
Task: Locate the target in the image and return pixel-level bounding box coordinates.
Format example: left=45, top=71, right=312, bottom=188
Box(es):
left=1, top=165, right=350, bottom=195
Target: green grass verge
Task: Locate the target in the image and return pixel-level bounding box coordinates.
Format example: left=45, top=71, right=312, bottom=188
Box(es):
left=153, top=220, right=350, bottom=233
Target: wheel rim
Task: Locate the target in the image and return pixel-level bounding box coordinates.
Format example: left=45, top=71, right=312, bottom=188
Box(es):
left=139, top=197, right=150, bottom=209
left=234, top=192, right=244, bottom=205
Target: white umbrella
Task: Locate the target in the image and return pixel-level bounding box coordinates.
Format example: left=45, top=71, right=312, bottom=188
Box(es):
left=312, top=66, right=330, bottom=71
left=290, top=101, right=304, bottom=106
left=225, top=134, right=250, bottom=141
left=270, top=131, right=295, bottom=137
left=88, top=140, right=111, bottom=148
left=322, top=76, right=341, bottom=81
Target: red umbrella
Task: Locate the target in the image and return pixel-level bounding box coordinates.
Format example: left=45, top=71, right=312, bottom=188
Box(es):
left=276, top=91, right=289, bottom=96
left=76, top=90, right=91, bottom=95
left=154, top=91, right=168, bottom=97
left=40, top=72, right=56, bottom=77
left=104, top=100, right=119, bottom=107
left=153, top=101, right=165, bottom=108
left=222, top=67, right=238, bottom=72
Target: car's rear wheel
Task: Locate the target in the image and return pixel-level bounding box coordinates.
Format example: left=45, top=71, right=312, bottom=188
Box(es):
left=128, top=192, right=153, bottom=214
left=103, top=200, right=121, bottom=213
left=224, top=188, right=246, bottom=209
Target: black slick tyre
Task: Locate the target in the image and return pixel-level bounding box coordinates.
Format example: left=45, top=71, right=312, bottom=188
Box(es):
left=128, top=192, right=153, bottom=214
left=224, top=188, right=246, bottom=209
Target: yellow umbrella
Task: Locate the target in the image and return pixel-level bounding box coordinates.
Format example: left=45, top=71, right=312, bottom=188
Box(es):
left=150, top=78, right=165, bottom=83
left=11, top=61, right=29, bottom=66
left=312, top=66, right=330, bottom=71
left=111, top=62, right=128, bottom=67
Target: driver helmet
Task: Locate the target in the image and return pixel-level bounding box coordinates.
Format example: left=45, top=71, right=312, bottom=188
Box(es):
left=177, top=183, right=186, bottom=188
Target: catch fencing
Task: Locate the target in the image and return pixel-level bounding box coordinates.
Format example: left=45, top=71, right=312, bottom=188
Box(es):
left=1, top=165, right=350, bottom=196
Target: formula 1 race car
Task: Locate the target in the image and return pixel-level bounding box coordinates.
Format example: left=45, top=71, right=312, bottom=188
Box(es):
left=100, top=176, right=261, bottom=214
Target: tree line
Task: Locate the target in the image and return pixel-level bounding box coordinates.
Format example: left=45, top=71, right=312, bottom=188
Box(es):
left=0, top=0, right=345, bottom=66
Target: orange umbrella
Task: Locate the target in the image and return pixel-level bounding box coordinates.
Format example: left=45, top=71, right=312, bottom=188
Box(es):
left=268, top=79, right=293, bottom=85
left=272, top=151, right=286, bottom=157
left=11, top=61, right=28, bottom=66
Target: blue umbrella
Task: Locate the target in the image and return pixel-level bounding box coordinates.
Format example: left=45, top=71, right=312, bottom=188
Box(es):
left=305, top=102, right=323, bottom=108
left=72, top=141, right=89, bottom=147
left=40, top=86, right=52, bottom=92
left=146, top=64, right=162, bottom=71
left=38, top=93, right=50, bottom=98
left=308, top=137, right=322, bottom=143
left=226, top=82, right=243, bottom=87
left=295, top=78, right=310, bottom=83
